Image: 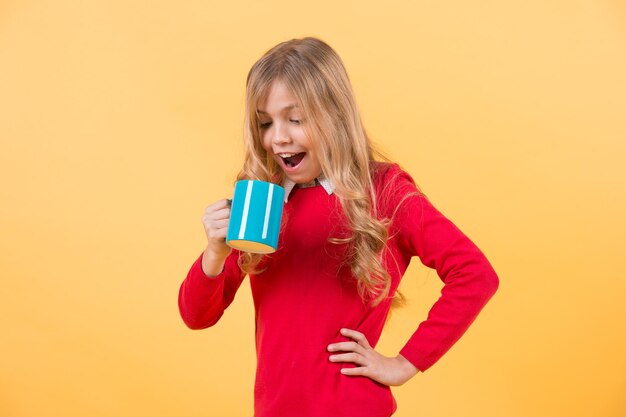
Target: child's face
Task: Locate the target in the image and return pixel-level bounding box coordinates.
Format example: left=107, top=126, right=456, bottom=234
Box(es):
left=258, top=80, right=322, bottom=184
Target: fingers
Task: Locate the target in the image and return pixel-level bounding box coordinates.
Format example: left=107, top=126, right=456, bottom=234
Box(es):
left=329, top=352, right=368, bottom=366
left=204, top=219, right=230, bottom=240
left=327, top=329, right=371, bottom=367
left=207, top=198, right=231, bottom=211
left=203, top=199, right=232, bottom=221
left=339, top=366, right=368, bottom=376
left=326, top=329, right=370, bottom=354
left=203, top=209, right=231, bottom=225
left=339, top=328, right=372, bottom=349
left=327, top=341, right=362, bottom=353
left=202, top=199, right=232, bottom=248
left=203, top=200, right=231, bottom=230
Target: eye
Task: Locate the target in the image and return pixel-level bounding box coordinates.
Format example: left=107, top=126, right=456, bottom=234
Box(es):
left=290, top=119, right=302, bottom=125
left=258, top=121, right=272, bottom=129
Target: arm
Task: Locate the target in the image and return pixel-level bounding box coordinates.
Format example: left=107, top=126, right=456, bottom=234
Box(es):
left=178, top=198, right=246, bottom=329
left=326, top=165, right=498, bottom=384
left=178, top=249, right=245, bottom=329
left=394, top=170, right=500, bottom=372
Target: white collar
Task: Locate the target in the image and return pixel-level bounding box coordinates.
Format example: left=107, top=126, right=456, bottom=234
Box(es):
left=283, top=173, right=335, bottom=202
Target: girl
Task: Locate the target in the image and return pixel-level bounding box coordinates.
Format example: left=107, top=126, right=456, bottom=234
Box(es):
left=178, top=37, right=499, bottom=417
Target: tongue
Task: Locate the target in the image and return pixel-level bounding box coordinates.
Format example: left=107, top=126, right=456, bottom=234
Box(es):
left=285, top=152, right=305, bottom=167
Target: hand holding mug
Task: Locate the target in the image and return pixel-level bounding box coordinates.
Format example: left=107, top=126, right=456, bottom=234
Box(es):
left=201, top=199, right=232, bottom=276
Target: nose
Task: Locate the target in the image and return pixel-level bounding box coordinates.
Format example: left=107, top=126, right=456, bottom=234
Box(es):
left=272, top=123, right=292, bottom=145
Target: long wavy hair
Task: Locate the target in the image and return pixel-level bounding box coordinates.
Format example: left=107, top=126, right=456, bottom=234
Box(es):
left=237, top=37, right=404, bottom=307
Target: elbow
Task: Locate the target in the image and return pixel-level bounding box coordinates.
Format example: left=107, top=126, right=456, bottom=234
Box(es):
left=178, top=296, right=223, bottom=330
left=181, top=314, right=206, bottom=330
left=183, top=321, right=209, bottom=331
left=180, top=312, right=221, bottom=330
left=485, top=267, right=499, bottom=299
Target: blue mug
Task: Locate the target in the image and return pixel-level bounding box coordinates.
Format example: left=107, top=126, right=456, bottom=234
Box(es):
left=226, top=180, right=285, bottom=254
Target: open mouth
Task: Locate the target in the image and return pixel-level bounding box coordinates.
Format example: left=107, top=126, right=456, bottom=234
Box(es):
left=278, top=152, right=306, bottom=168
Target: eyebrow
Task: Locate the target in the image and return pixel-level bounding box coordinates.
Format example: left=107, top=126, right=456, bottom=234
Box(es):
left=257, top=104, right=299, bottom=114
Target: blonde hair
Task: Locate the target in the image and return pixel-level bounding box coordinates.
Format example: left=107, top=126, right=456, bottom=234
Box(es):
left=237, top=37, right=403, bottom=307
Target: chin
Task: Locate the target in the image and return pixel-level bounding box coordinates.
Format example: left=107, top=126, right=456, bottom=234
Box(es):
left=288, top=174, right=315, bottom=184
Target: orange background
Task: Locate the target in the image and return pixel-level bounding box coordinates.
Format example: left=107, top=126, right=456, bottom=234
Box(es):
left=1, top=1, right=625, bottom=416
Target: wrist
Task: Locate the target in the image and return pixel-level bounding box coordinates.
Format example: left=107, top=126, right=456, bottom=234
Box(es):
left=201, top=247, right=229, bottom=277
left=395, top=354, right=419, bottom=382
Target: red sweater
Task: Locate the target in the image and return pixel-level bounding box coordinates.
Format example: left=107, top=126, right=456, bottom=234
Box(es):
left=178, top=163, right=499, bottom=417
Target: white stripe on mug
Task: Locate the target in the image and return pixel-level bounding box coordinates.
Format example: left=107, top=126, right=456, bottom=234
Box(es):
left=238, top=180, right=254, bottom=239
left=262, top=183, right=274, bottom=239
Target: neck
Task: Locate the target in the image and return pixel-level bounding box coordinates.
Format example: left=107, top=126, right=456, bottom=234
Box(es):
left=298, top=179, right=318, bottom=188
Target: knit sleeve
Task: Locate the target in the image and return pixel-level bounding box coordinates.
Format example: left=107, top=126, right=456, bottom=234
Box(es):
left=387, top=167, right=499, bottom=372
left=178, top=250, right=246, bottom=330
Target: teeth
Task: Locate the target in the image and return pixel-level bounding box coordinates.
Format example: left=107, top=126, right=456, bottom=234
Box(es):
left=278, top=153, right=297, bottom=158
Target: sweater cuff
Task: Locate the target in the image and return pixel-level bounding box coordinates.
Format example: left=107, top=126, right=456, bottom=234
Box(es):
left=188, top=253, right=226, bottom=289
left=399, top=339, right=443, bottom=373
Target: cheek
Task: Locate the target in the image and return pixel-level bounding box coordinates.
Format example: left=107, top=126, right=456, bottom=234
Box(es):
left=300, top=134, right=317, bottom=159
left=260, top=132, right=272, bottom=152
left=298, top=130, right=313, bottom=150
left=309, top=151, right=322, bottom=169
